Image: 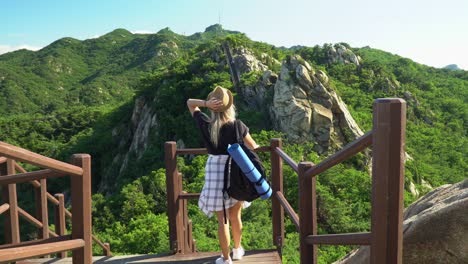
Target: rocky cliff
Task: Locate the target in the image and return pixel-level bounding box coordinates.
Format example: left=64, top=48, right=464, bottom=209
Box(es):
left=230, top=47, right=364, bottom=154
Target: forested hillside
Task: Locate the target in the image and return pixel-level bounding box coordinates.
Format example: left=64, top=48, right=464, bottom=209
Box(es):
left=0, top=25, right=466, bottom=263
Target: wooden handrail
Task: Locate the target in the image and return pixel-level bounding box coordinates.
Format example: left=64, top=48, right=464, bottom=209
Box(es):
left=0, top=203, right=9, bottom=215
left=275, top=191, right=299, bottom=231
left=0, top=235, right=72, bottom=250
left=305, top=232, right=371, bottom=245
left=304, top=131, right=373, bottom=178
left=0, top=239, right=85, bottom=262
left=179, top=192, right=201, bottom=199
left=176, top=148, right=208, bottom=155
left=0, top=141, right=83, bottom=176
left=0, top=169, right=66, bottom=185
left=176, top=146, right=270, bottom=155
left=274, top=147, right=298, bottom=172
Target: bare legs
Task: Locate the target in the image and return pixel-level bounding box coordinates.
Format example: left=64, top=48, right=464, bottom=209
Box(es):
left=215, top=201, right=243, bottom=260
left=229, top=201, right=243, bottom=248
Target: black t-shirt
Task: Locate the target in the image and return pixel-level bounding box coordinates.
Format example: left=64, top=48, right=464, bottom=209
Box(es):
left=193, top=111, right=249, bottom=155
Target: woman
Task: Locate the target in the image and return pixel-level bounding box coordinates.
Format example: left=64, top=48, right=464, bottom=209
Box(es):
left=187, top=86, right=259, bottom=264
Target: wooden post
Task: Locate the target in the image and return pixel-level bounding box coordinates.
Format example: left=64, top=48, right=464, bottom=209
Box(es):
left=70, top=154, right=92, bottom=264
left=103, top=243, right=111, bottom=257
left=371, top=99, right=406, bottom=264
left=165, top=142, right=183, bottom=253
left=298, top=162, right=317, bottom=264
left=39, top=179, right=49, bottom=240
left=182, top=196, right=190, bottom=253
left=1, top=159, right=20, bottom=244
left=54, top=193, right=67, bottom=258
left=270, top=138, right=284, bottom=252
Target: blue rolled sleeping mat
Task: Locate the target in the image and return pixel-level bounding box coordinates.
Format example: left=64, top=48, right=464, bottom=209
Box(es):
left=227, top=143, right=272, bottom=199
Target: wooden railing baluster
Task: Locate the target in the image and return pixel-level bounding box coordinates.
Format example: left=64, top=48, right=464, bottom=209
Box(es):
left=54, top=193, right=67, bottom=258
left=270, top=138, right=284, bottom=252
left=3, top=159, right=20, bottom=244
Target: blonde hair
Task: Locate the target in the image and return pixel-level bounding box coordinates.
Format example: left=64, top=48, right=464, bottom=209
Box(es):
left=209, top=104, right=236, bottom=147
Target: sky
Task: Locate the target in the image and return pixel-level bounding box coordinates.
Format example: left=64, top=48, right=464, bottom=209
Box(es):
left=1, top=0, right=467, bottom=70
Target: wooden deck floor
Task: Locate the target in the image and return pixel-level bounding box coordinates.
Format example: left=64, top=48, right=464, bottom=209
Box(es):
left=17, top=249, right=282, bottom=264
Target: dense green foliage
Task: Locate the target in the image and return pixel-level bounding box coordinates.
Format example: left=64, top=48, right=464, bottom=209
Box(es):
left=0, top=25, right=466, bottom=263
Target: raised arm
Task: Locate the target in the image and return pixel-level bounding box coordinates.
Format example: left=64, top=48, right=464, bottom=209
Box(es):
left=187, top=98, right=223, bottom=115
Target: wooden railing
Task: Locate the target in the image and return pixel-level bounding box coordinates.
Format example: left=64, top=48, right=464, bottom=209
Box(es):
left=165, top=98, right=406, bottom=263
left=0, top=141, right=110, bottom=263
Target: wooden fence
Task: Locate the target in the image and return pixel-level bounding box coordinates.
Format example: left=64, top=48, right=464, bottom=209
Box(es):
left=0, top=142, right=110, bottom=263
left=165, top=98, right=406, bottom=263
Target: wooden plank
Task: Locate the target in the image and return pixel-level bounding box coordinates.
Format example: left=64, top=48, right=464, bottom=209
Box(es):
left=0, top=239, right=84, bottom=262
left=270, top=138, right=284, bottom=249
left=0, top=141, right=83, bottom=176
left=305, top=232, right=371, bottom=245
left=0, top=157, right=6, bottom=164
left=15, top=250, right=281, bottom=263
left=0, top=169, right=66, bottom=185
left=304, top=131, right=372, bottom=178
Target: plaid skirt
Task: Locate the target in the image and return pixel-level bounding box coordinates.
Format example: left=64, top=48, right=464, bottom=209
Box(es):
left=198, top=154, right=251, bottom=217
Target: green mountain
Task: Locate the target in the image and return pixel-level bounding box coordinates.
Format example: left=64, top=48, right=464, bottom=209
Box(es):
left=0, top=25, right=239, bottom=114
left=444, top=64, right=462, bottom=71
left=0, top=25, right=466, bottom=262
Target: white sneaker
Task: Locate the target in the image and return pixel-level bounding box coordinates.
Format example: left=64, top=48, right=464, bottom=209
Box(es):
left=215, top=256, right=232, bottom=264
left=232, top=246, right=245, bottom=260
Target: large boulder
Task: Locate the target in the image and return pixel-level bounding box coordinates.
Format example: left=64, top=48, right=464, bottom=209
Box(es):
left=334, top=179, right=468, bottom=264
left=270, top=55, right=363, bottom=153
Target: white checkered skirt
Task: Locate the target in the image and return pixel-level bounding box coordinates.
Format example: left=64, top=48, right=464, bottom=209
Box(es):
left=198, top=154, right=251, bottom=217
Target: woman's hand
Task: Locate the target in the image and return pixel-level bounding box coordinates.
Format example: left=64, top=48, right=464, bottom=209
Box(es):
left=206, top=98, right=223, bottom=111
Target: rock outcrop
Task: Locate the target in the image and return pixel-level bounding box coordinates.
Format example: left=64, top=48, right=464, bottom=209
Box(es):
left=99, top=96, right=158, bottom=193
left=327, top=43, right=361, bottom=66
left=334, top=179, right=468, bottom=264
left=270, top=55, right=363, bottom=153
left=230, top=47, right=278, bottom=109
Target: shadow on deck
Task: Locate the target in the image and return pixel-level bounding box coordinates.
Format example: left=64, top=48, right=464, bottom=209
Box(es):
left=17, top=249, right=281, bottom=264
